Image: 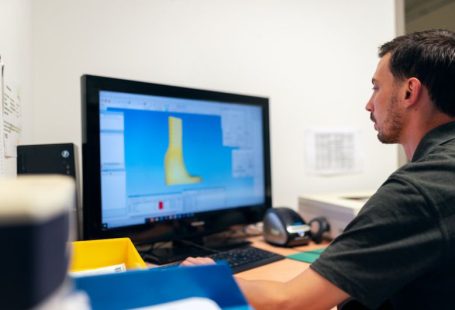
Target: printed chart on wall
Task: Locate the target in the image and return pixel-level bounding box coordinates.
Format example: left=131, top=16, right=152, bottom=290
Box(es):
left=0, top=54, right=5, bottom=175
left=0, top=54, right=22, bottom=176
left=304, top=128, right=364, bottom=176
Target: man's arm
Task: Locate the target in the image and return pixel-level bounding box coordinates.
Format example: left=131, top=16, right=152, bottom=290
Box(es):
left=236, top=267, right=349, bottom=310
left=181, top=257, right=350, bottom=310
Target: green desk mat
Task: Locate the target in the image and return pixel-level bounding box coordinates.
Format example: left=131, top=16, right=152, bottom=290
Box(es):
left=286, top=248, right=326, bottom=264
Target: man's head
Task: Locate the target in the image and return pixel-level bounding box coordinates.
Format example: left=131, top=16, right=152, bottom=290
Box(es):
left=366, top=29, right=455, bottom=144
left=379, top=29, right=455, bottom=116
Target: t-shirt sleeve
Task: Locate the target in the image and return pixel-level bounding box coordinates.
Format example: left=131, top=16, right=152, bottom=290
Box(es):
left=310, top=176, right=445, bottom=309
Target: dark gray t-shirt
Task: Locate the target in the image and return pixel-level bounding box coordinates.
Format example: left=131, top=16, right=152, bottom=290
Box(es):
left=311, top=121, right=455, bottom=309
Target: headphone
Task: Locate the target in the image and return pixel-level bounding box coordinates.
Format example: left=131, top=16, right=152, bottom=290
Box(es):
left=308, top=216, right=331, bottom=244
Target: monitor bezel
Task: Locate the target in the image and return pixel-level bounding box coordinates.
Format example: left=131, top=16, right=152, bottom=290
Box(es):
left=81, top=75, right=272, bottom=243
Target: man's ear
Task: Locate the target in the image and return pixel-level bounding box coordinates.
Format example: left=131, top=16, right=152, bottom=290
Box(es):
left=403, top=77, right=422, bottom=107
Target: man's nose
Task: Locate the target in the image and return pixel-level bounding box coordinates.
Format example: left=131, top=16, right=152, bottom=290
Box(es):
left=365, top=97, right=373, bottom=112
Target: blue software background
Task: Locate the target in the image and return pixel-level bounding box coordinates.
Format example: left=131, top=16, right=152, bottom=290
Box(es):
left=110, top=108, right=255, bottom=197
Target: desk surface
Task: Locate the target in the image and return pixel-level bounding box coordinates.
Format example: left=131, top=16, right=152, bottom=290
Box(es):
left=237, top=236, right=327, bottom=282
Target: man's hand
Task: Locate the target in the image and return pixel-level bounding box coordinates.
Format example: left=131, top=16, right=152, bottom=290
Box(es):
left=180, top=256, right=216, bottom=266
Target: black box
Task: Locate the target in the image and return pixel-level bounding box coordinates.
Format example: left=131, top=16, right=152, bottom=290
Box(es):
left=17, top=143, right=77, bottom=178
left=17, top=143, right=82, bottom=239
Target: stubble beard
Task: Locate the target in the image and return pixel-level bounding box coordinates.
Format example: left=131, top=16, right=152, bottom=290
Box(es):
left=376, top=94, right=403, bottom=144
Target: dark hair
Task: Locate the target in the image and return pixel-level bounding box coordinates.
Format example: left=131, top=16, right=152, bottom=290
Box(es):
left=379, top=29, right=455, bottom=116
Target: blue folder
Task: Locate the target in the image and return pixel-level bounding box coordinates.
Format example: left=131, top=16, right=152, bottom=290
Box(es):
left=73, top=264, right=250, bottom=310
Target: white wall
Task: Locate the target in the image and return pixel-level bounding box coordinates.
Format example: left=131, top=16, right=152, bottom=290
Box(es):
left=0, top=0, right=33, bottom=176
left=31, top=0, right=399, bottom=209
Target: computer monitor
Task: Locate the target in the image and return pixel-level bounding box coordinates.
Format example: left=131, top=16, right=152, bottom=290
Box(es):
left=81, top=75, right=271, bottom=252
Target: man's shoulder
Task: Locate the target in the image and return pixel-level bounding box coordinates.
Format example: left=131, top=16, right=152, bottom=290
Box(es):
left=392, top=143, right=455, bottom=183
left=369, top=146, right=455, bottom=219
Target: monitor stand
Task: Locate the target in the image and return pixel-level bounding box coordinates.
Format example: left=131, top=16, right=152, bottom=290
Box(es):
left=139, top=235, right=251, bottom=265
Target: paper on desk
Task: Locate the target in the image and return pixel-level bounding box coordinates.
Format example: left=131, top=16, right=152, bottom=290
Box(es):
left=70, top=263, right=126, bottom=277
left=131, top=297, right=221, bottom=310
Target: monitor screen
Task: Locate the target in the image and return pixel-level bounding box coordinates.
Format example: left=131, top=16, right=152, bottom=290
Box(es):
left=82, top=75, right=271, bottom=244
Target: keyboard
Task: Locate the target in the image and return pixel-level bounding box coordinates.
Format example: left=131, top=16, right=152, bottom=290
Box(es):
left=207, top=246, right=285, bottom=274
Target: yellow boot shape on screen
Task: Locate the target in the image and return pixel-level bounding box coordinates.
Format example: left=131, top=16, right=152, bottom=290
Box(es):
left=164, top=116, right=201, bottom=185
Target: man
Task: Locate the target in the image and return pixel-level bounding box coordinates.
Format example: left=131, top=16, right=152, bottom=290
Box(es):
left=182, top=29, right=455, bottom=309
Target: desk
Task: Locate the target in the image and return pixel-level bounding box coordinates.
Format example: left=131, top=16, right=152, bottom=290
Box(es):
left=237, top=236, right=327, bottom=282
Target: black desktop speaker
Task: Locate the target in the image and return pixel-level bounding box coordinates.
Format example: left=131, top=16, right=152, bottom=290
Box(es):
left=17, top=143, right=82, bottom=239
left=17, top=143, right=77, bottom=178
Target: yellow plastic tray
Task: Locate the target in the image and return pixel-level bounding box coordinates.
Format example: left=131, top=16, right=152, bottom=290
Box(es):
left=70, top=237, right=146, bottom=272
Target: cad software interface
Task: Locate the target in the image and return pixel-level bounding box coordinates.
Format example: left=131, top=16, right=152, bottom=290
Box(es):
left=99, top=90, right=265, bottom=228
